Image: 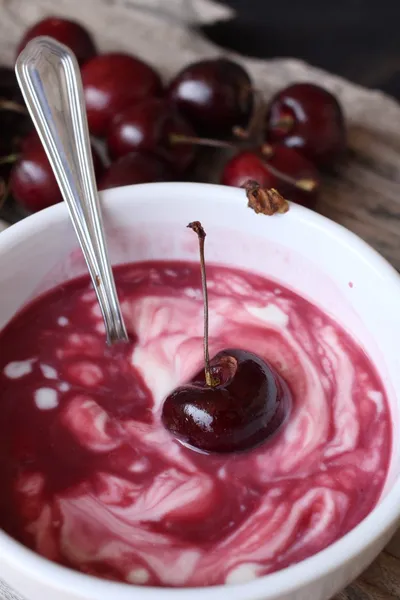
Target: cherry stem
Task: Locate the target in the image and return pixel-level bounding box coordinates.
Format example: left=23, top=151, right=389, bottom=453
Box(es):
left=169, top=133, right=235, bottom=150
left=187, top=221, right=219, bottom=388
left=0, top=99, right=27, bottom=115
left=260, top=145, right=318, bottom=192
left=232, top=126, right=250, bottom=140
left=0, top=153, right=19, bottom=166
left=233, top=93, right=268, bottom=144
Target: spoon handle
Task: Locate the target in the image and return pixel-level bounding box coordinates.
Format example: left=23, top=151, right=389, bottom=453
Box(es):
left=15, top=37, right=128, bottom=345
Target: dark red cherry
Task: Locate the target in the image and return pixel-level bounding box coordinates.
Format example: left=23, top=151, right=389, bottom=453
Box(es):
left=82, top=53, right=163, bottom=137
left=98, top=152, right=173, bottom=190
left=162, top=348, right=290, bottom=453
left=17, top=17, right=97, bottom=66
left=0, top=67, right=32, bottom=147
left=265, top=83, right=346, bottom=167
left=221, top=145, right=319, bottom=209
left=107, top=98, right=196, bottom=173
left=0, top=66, right=25, bottom=103
left=10, top=132, right=104, bottom=213
left=168, top=58, right=253, bottom=137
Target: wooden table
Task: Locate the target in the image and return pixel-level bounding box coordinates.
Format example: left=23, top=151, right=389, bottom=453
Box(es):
left=1, top=1, right=400, bottom=598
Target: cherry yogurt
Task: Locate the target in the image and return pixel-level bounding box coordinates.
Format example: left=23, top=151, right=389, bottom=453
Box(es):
left=0, top=260, right=391, bottom=587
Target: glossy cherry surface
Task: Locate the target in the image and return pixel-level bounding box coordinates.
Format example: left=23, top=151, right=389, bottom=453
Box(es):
left=82, top=53, right=163, bottom=137
left=10, top=133, right=104, bottom=213
left=107, top=98, right=196, bottom=173
left=168, top=58, right=253, bottom=137
left=98, top=151, right=172, bottom=190
left=17, top=17, right=97, bottom=66
left=221, top=145, right=320, bottom=209
left=162, top=348, right=290, bottom=453
left=265, top=83, right=346, bottom=167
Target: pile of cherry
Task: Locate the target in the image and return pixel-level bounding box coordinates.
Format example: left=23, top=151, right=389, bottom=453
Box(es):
left=0, top=16, right=347, bottom=215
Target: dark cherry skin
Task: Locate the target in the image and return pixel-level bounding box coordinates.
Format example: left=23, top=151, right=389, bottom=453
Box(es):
left=221, top=145, right=320, bottom=209
left=98, top=151, right=173, bottom=190
left=168, top=58, right=253, bottom=137
left=0, top=66, right=25, bottom=104
left=265, top=83, right=346, bottom=167
left=107, top=98, right=196, bottom=173
left=82, top=53, right=163, bottom=137
left=0, top=67, right=33, bottom=176
left=0, top=67, right=32, bottom=136
left=17, top=17, right=97, bottom=66
left=10, top=132, right=104, bottom=213
left=162, top=348, right=291, bottom=454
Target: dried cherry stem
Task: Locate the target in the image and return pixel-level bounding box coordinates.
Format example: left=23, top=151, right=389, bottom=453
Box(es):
left=169, top=133, right=235, bottom=150
left=244, top=180, right=289, bottom=216
left=260, top=145, right=318, bottom=192
left=0, top=99, right=27, bottom=115
left=187, top=221, right=219, bottom=388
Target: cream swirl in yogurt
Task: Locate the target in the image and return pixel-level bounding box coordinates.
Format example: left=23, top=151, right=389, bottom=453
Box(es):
left=0, top=261, right=391, bottom=587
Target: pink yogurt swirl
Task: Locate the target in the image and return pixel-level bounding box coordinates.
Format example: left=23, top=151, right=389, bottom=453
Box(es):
left=0, top=261, right=391, bottom=587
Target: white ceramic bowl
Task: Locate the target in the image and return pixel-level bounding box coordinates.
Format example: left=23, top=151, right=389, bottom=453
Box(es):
left=0, top=182, right=400, bottom=600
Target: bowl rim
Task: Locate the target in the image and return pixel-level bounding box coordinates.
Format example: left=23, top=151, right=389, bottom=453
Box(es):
left=1, top=181, right=400, bottom=599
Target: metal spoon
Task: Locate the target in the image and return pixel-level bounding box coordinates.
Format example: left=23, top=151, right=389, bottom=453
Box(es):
left=15, top=37, right=129, bottom=345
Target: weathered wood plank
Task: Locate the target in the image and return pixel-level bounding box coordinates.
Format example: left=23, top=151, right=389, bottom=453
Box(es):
left=0, top=1, right=400, bottom=598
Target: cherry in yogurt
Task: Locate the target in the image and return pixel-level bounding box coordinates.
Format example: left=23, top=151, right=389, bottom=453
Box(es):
left=0, top=260, right=391, bottom=587
left=162, top=221, right=291, bottom=453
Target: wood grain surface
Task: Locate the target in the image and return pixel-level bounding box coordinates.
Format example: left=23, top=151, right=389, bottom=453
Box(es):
left=1, top=1, right=400, bottom=598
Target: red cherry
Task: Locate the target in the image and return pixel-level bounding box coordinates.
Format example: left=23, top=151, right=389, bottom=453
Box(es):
left=168, top=58, right=253, bottom=137
left=81, top=53, right=163, bottom=137
left=98, top=152, right=173, bottom=191
left=0, top=67, right=33, bottom=181
left=221, top=145, right=319, bottom=209
left=17, top=17, right=97, bottom=66
left=265, top=83, right=346, bottom=167
left=18, top=130, right=41, bottom=154
left=162, top=221, right=291, bottom=454
left=0, top=66, right=25, bottom=105
left=10, top=133, right=104, bottom=213
left=0, top=67, right=32, bottom=139
left=107, top=98, right=196, bottom=173
left=162, top=349, right=290, bottom=454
